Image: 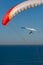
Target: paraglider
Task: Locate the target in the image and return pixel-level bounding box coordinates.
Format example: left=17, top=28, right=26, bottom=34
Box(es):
left=21, top=27, right=37, bottom=35
left=2, top=0, right=43, bottom=25
left=29, top=31, right=32, bottom=35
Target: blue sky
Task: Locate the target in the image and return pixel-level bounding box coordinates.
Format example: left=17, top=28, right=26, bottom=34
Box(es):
left=0, top=0, right=43, bottom=44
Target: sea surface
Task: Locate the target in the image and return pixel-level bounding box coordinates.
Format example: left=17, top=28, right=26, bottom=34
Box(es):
left=0, top=45, right=43, bottom=65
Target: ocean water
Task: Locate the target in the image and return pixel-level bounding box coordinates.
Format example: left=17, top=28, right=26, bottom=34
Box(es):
left=0, top=45, right=43, bottom=65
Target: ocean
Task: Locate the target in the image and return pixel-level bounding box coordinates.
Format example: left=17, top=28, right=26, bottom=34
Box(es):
left=0, top=45, right=43, bottom=65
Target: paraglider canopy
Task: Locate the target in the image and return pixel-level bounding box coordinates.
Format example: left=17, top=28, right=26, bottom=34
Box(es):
left=2, top=0, right=43, bottom=25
